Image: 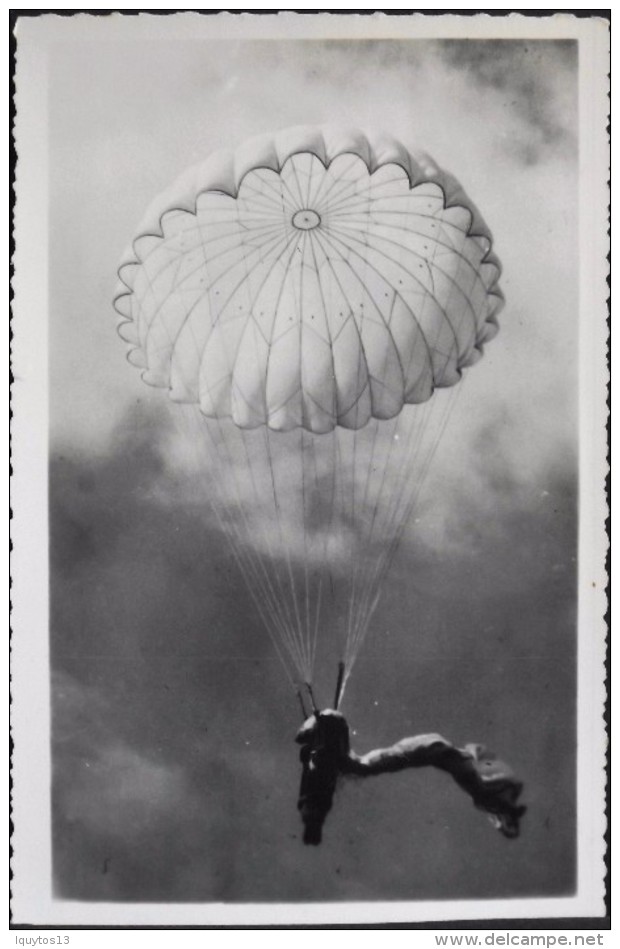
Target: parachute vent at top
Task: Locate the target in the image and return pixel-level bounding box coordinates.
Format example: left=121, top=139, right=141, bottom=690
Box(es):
left=114, top=126, right=504, bottom=434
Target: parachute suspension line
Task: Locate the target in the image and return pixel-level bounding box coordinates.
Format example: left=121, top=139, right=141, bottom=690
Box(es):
left=396, top=385, right=463, bottom=544
left=194, top=424, right=300, bottom=673
left=350, top=420, right=400, bottom=660
left=250, top=429, right=301, bottom=653
left=368, top=390, right=439, bottom=555
left=333, top=428, right=350, bottom=656
left=344, top=414, right=403, bottom=671
left=346, top=420, right=359, bottom=646
left=297, top=687, right=309, bottom=721
left=345, top=411, right=431, bottom=671
left=233, top=422, right=293, bottom=623
left=321, top=428, right=342, bottom=665
left=349, top=397, right=439, bottom=661
left=371, top=402, right=432, bottom=559
left=235, top=425, right=308, bottom=675
left=307, top=429, right=329, bottom=675
left=337, top=665, right=352, bottom=710
left=300, top=425, right=313, bottom=679
left=344, top=431, right=369, bottom=658
left=348, top=384, right=464, bottom=671
left=415, top=387, right=460, bottom=501
left=257, top=426, right=302, bottom=651
left=262, top=425, right=309, bottom=681
left=253, top=425, right=303, bottom=674
left=333, top=660, right=346, bottom=711
left=304, top=428, right=318, bottom=676
left=306, top=681, right=319, bottom=715
left=256, top=435, right=310, bottom=675
left=367, top=390, right=461, bottom=634
left=344, top=412, right=400, bottom=665
left=348, top=588, right=383, bottom=676
left=174, top=405, right=298, bottom=691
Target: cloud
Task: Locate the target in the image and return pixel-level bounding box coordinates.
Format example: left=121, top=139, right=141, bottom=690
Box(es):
left=433, top=40, right=578, bottom=166
left=52, top=670, right=220, bottom=900
left=54, top=673, right=197, bottom=838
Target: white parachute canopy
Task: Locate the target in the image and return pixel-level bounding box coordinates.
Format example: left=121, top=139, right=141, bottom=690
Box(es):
left=114, top=126, right=503, bottom=697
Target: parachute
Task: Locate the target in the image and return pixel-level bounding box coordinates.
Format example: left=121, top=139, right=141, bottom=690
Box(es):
left=113, top=126, right=503, bottom=701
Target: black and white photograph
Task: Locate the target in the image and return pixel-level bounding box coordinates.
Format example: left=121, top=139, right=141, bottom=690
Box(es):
left=12, top=12, right=609, bottom=927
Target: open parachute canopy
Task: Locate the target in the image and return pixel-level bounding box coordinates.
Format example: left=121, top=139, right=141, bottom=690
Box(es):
left=114, top=126, right=503, bottom=697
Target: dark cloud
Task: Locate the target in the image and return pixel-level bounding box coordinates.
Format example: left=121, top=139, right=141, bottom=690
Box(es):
left=434, top=40, right=578, bottom=166
left=51, top=403, right=576, bottom=901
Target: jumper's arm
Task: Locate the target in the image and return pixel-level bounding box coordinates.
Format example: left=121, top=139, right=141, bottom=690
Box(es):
left=340, top=733, right=526, bottom=839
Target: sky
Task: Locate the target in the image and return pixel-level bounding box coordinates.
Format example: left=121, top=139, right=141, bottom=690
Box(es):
left=47, top=31, right=579, bottom=905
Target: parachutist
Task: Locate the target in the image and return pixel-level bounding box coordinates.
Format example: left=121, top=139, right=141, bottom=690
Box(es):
left=116, top=129, right=517, bottom=854
left=295, top=710, right=350, bottom=845
left=295, top=710, right=526, bottom=846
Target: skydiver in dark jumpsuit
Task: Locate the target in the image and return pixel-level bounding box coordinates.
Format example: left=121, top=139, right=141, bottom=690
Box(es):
left=295, top=704, right=526, bottom=846
left=296, top=709, right=351, bottom=845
